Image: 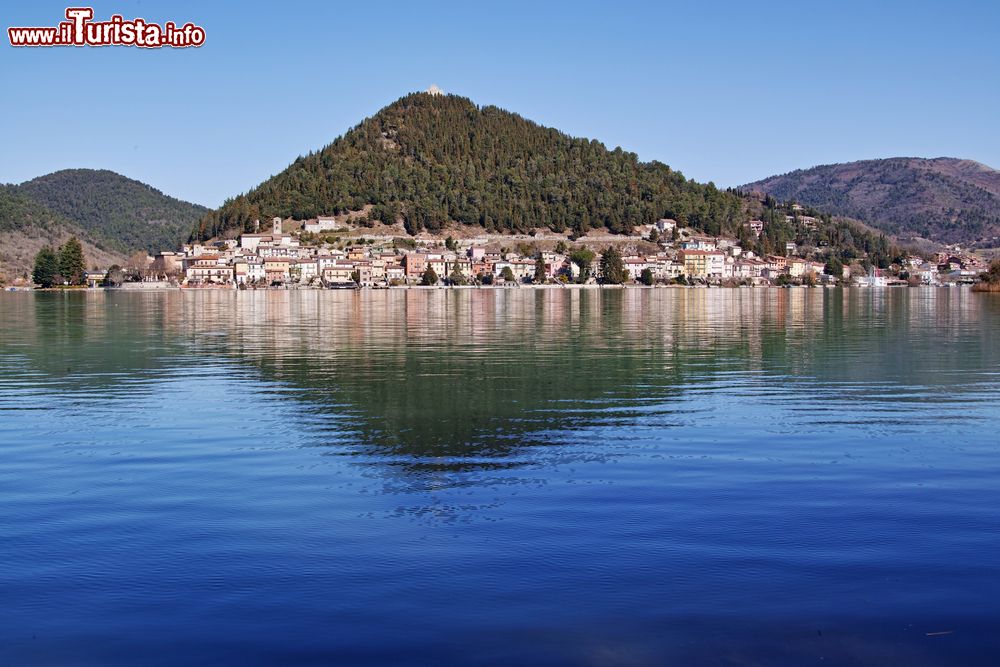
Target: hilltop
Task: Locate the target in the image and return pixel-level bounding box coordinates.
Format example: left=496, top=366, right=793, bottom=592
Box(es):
left=16, top=169, right=209, bottom=254
left=742, top=158, right=1000, bottom=248
left=193, top=92, right=747, bottom=241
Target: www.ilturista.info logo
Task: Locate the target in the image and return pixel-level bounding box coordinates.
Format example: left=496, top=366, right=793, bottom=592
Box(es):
left=8, top=7, right=205, bottom=48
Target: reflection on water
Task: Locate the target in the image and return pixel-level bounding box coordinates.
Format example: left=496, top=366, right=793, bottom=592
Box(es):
left=1, top=288, right=999, bottom=665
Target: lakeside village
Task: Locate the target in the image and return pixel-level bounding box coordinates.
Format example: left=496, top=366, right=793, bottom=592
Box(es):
left=25, top=212, right=993, bottom=291
left=133, top=212, right=991, bottom=290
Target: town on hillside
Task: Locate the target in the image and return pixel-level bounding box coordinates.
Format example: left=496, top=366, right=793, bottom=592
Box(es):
left=17, top=213, right=991, bottom=291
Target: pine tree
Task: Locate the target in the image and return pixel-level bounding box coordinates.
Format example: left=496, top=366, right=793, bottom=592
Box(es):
left=58, top=236, right=86, bottom=285
left=534, top=255, right=546, bottom=283
left=32, top=246, right=59, bottom=287
left=599, top=246, right=626, bottom=284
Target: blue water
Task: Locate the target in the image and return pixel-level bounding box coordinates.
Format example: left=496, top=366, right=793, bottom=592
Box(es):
left=1, top=288, right=999, bottom=665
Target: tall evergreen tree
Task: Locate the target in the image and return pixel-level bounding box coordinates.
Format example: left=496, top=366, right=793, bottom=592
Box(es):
left=600, top=246, right=627, bottom=284
left=534, top=255, right=547, bottom=283
left=32, top=246, right=59, bottom=287
left=58, top=236, right=86, bottom=285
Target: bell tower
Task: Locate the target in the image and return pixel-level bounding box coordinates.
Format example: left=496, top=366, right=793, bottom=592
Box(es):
left=272, top=217, right=282, bottom=235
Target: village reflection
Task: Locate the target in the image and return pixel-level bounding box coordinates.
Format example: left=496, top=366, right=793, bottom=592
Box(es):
left=4, top=287, right=997, bottom=475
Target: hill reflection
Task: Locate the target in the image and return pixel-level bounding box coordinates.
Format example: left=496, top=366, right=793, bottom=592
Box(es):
left=2, top=288, right=996, bottom=471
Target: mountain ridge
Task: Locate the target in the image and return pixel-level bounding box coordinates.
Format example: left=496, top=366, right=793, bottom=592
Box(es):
left=742, top=157, right=1000, bottom=247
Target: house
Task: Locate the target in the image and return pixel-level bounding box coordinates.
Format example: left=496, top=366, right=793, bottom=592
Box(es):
left=679, top=250, right=725, bottom=279
left=184, top=255, right=232, bottom=284
left=303, top=216, right=342, bottom=234
left=494, top=259, right=534, bottom=281
left=733, top=259, right=766, bottom=280
left=445, top=258, right=473, bottom=279
left=404, top=253, right=428, bottom=281
left=623, top=257, right=649, bottom=281
left=912, top=263, right=939, bottom=285
left=787, top=258, right=808, bottom=278
left=428, top=256, right=448, bottom=279
left=322, top=262, right=356, bottom=285
left=744, top=220, right=764, bottom=238
left=354, top=262, right=374, bottom=286
left=291, top=259, right=319, bottom=284
left=234, top=258, right=265, bottom=285
left=263, top=257, right=292, bottom=284
left=385, top=263, right=405, bottom=283
left=765, top=255, right=788, bottom=274
left=680, top=237, right=717, bottom=251
left=85, top=271, right=106, bottom=288
left=655, top=218, right=677, bottom=234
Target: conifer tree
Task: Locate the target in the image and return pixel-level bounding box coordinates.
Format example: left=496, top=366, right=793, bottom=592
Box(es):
left=599, top=246, right=626, bottom=284
left=32, top=246, right=59, bottom=287
left=58, top=236, right=86, bottom=285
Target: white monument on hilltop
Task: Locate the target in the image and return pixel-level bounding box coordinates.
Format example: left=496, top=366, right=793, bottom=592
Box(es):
left=426, top=84, right=445, bottom=96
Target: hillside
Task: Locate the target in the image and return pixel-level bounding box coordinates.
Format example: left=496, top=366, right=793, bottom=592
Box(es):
left=742, top=158, right=1000, bottom=247
left=16, top=169, right=209, bottom=255
left=194, top=92, right=747, bottom=241
left=0, top=186, right=123, bottom=283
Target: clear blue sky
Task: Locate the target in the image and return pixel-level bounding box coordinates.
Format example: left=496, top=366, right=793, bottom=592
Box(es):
left=2, top=0, right=998, bottom=207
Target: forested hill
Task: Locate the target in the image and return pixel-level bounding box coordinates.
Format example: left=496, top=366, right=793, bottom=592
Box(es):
left=16, top=169, right=209, bottom=254
left=0, top=185, right=123, bottom=282
left=193, top=92, right=747, bottom=240
left=742, top=158, right=1000, bottom=247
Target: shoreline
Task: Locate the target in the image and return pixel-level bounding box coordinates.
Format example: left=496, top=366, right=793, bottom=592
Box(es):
left=9, top=283, right=980, bottom=293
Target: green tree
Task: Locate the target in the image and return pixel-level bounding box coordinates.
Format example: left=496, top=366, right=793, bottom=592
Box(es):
left=500, top=266, right=516, bottom=282
left=534, top=255, right=547, bottom=283
left=599, top=246, right=626, bottom=284
left=569, top=248, right=595, bottom=283
left=32, top=246, right=59, bottom=287
left=648, top=228, right=660, bottom=244
left=445, top=236, right=457, bottom=251
left=639, top=267, right=654, bottom=285
left=58, top=236, right=86, bottom=285
left=449, top=268, right=467, bottom=285
left=824, top=255, right=844, bottom=277
left=421, top=266, right=438, bottom=285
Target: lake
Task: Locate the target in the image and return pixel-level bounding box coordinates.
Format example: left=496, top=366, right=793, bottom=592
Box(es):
left=1, top=287, right=999, bottom=665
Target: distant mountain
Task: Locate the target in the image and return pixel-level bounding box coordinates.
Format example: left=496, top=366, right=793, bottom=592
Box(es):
left=16, top=169, right=208, bottom=255
left=0, top=186, right=122, bottom=282
left=193, top=92, right=746, bottom=241
left=742, top=158, right=1000, bottom=247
